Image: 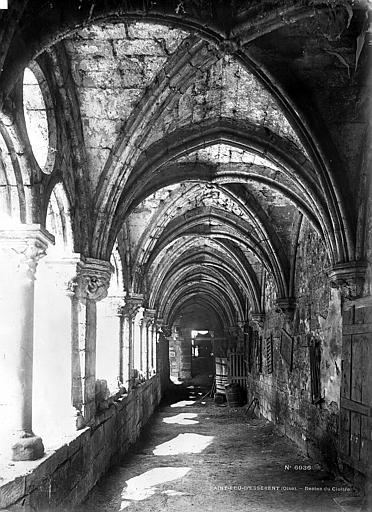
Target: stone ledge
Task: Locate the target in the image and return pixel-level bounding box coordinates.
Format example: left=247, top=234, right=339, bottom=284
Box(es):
left=1, top=375, right=161, bottom=511
left=0, top=428, right=89, bottom=509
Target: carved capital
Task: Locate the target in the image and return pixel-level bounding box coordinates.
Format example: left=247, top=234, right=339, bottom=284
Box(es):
left=43, top=253, right=82, bottom=296
left=162, top=324, right=172, bottom=338
left=18, top=240, right=47, bottom=281
left=106, top=296, right=125, bottom=316
left=0, top=225, right=54, bottom=282
left=123, top=293, right=144, bottom=319
left=251, top=312, right=265, bottom=331
left=275, top=297, right=296, bottom=322
left=143, top=308, right=156, bottom=326
left=75, top=258, right=113, bottom=302
left=155, top=317, right=164, bottom=332
left=329, top=261, right=367, bottom=301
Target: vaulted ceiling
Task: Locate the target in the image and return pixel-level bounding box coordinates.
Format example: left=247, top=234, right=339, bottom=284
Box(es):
left=0, top=0, right=369, bottom=328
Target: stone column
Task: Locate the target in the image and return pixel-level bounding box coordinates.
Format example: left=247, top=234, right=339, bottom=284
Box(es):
left=154, top=317, right=163, bottom=373
left=124, top=294, right=143, bottom=388
left=33, top=253, right=84, bottom=437
left=0, top=225, right=54, bottom=461
left=72, top=258, right=113, bottom=424
left=141, top=318, right=147, bottom=377
left=158, top=323, right=171, bottom=390
left=96, top=294, right=125, bottom=393
left=133, top=315, right=143, bottom=375
left=139, top=318, right=145, bottom=373
left=116, top=303, right=125, bottom=388
left=151, top=322, right=157, bottom=373
left=121, top=305, right=131, bottom=390
left=143, top=309, right=156, bottom=378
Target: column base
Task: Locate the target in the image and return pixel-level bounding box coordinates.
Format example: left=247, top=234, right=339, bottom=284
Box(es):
left=11, top=434, right=44, bottom=461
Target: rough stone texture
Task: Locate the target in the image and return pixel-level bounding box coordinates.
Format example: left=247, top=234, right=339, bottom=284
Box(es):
left=0, top=2, right=370, bottom=507
left=144, top=54, right=303, bottom=151
left=73, top=391, right=361, bottom=512
left=0, top=376, right=161, bottom=512
left=247, top=219, right=343, bottom=470
left=64, top=22, right=189, bottom=189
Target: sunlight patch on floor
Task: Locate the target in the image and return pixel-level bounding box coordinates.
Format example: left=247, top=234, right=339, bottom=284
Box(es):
left=120, top=467, right=191, bottom=510
left=162, top=489, right=188, bottom=497
left=153, top=433, right=214, bottom=455
left=170, top=400, right=196, bottom=408
left=163, top=413, right=199, bottom=425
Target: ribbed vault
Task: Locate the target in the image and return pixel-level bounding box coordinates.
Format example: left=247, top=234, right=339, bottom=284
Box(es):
left=1, top=3, right=367, bottom=332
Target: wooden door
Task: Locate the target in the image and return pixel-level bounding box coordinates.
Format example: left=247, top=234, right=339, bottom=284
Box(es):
left=340, top=298, right=372, bottom=476
left=228, top=349, right=247, bottom=390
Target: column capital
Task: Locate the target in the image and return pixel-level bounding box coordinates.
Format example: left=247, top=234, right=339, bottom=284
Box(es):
left=250, top=312, right=265, bottom=331
left=161, top=324, right=172, bottom=337
left=0, top=224, right=54, bottom=280
left=275, top=297, right=296, bottom=322
left=74, top=257, right=113, bottom=302
left=143, top=308, right=156, bottom=325
left=123, top=293, right=144, bottom=318
left=329, top=261, right=368, bottom=300
left=110, top=296, right=126, bottom=316
left=43, top=253, right=81, bottom=296
left=155, top=317, right=164, bottom=330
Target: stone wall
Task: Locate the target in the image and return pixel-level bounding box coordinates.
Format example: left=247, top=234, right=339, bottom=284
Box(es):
left=247, top=219, right=343, bottom=470
left=0, top=376, right=161, bottom=512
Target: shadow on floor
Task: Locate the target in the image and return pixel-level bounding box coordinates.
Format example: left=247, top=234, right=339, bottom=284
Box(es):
left=74, top=385, right=363, bottom=512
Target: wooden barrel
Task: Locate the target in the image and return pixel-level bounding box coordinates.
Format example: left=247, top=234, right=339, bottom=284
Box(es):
left=215, top=357, right=228, bottom=395
left=225, top=383, right=244, bottom=407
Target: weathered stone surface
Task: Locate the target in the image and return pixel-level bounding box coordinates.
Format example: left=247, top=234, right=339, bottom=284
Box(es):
left=2, top=376, right=161, bottom=511
left=11, top=437, right=44, bottom=463
left=247, top=219, right=343, bottom=469
left=0, top=477, right=25, bottom=509
left=0, top=1, right=370, bottom=506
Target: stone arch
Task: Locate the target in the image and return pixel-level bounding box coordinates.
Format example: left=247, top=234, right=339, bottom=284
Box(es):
left=130, top=182, right=288, bottom=294
left=106, top=120, right=348, bottom=265
left=147, top=246, right=261, bottom=315
left=0, top=125, right=25, bottom=222
left=22, top=61, right=57, bottom=175
left=44, top=181, right=73, bottom=254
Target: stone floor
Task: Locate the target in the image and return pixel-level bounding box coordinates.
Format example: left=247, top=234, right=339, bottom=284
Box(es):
left=74, top=386, right=363, bottom=512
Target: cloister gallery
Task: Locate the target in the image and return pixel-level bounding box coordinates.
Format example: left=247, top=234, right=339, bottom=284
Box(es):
left=0, top=1, right=371, bottom=511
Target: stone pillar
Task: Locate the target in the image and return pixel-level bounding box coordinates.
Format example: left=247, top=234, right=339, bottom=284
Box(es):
left=154, top=318, right=163, bottom=374
left=151, top=322, right=157, bottom=372
left=133, top=314, right=143, bottom=374
left=142, top=318, right=148, bottom=377
left=139, top=318, right=145, bottom=373
left=33, top=253, right=84, bottom=438
left=124, top=294, right=143, bottom=388
left=158, top=322, right=170, bottom=390
left=121, top=305, right=131, bottom=390
left=116, top=303, right=125, bottom=388
left=143, top=309, right=156, bottom=378
left=72, top=258, right=113, bottom=424
left=96, top=294, right=125, bottom=393
left=0, top=225, right=54, bottom=461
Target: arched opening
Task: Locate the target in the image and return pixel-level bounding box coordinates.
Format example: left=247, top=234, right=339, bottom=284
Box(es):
left=33, top=182, right=75, bottom=445
left=23, top=64, right=56, bottom=174
left=96, top=242, right=125, bottom=400
left=0, top=4, right=370, bottom=509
